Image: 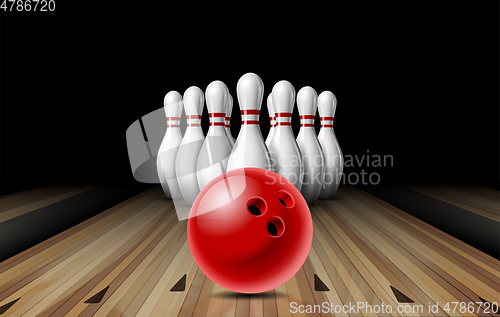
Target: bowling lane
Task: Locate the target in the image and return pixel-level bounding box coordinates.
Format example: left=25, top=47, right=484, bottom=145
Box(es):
left=313, top=187, right=499, bottom=317
left=0, top=183, right=102, bottom=223
left=0, top=185, right=498, bottom=316
left=401, top=182, right=499, bottom=222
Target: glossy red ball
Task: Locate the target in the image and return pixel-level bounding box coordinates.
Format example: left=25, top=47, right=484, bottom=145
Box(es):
left=187, top=168, right=313, bottom=293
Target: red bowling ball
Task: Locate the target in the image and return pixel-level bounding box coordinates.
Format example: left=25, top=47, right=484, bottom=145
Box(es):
left=187, top=168, right=313, bottom=293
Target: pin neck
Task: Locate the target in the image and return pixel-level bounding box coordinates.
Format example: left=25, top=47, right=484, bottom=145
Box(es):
left=299, top=115, right=315, bottom=128
left=241, top=109, right=260, bottom=125
left=186, top=114, right=202, bottom=127
left=275, top=112, right=292, bottom=126
left=167, top=116, right=181, bottom=128
left=209, top=112, right=225, bottom=127
left=320, top=116, right=334, bottom=128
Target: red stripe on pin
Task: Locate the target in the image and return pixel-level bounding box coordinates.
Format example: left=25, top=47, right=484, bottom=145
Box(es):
left=278, top=122, right=292, bottom=126
left=240, top=110, right=261, bottom=115
left=167, top=117, right=181, bottom=121
left=275, top=113, right=292, bottom=117
left=168, top=124, right=180, bottom=128
left=320, top=116, right=334, bottom=121
left=300, top=115, right=315, bottom=119
left=321, top=124, right=334, bottom=128
left=209, top=113, right=226, bottom=117
left=300, top=124, right=315, bottom=127
left=187, top=115, right=202, bottom=119
left=188, top=123, right=201, bottom=127
left=242, top=120, right=259, bottom=125
left=210, top=122, right=225, bottom=126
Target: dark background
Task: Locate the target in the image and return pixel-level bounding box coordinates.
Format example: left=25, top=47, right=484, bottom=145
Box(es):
left=1, top=3, right=499, bottom=196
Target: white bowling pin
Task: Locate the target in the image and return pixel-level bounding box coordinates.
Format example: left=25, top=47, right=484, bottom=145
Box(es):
left=318, top=91, right=343, bottom=198
left=268, top=80, right=304, bottom=190
left=225, top=94, right=236, bottom=146
left=196, top=81, right=233, bottom=190
left=157, top=91, right=183, bottom=199
left=175, top=86, right=205, bottom=205
left=227, top=73, right=271, bottom=171
left=265, top=93, right=275, bottom=148
left=296, top=87, right=325, bottom=205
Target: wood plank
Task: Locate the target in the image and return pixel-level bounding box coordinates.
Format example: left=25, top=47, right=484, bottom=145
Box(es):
left=119, top=235, right=192, bottom=316
left=191, top=271, right=216, bottom=317
left=0, top=187, right=161, bottom=272
left=275, top=282, right=291, bottom=317
left=353, top=187, right=500, bottom=275
left=87, top=224, right=187, bottom=317
left=148, top=246, right=197, bottom=316
left=284, top=273, right=306, bottom=317
left=402, top=183, right=499, bottom=222
left=1, top=184, right=498, bottom=317
left=262, top=290, right=278, bottom=317
left=0, top=184, right=102, bottom=223
left=5, top=198, right=169, bottom=317
left=301, top=256, right=334, bottom=317
left=249, top=292, right=264, bottom=317
left=314, top=210, right=392, bottom=317
left=0, top=184, right=95, bottom=208
left=307, top=246, right=343, bottom=317
left=344, top=188, right=500, bottom=295
left=325, top=200, right=463, bottom=314
left=235, top=293, right=250, bottom=317
left=163, top=259, right=199, bottom=317
left=312, top=205, right=403, bottom=317
left=0, top=189, right=164, bottom=300
left=36, top=206, right=177, bottom=316
left=319, top=191, right=446, bottom=316
left=206, top=280, right=228, bottom=317
left=220, top=288, right=237, bottom=317
left=294, top=267, right=322, bottom=317
left=121, top=236, right=195, bottom=316
left=336, top=190, right=489, bottom=316
left=313, top=225, right=373, bottom=317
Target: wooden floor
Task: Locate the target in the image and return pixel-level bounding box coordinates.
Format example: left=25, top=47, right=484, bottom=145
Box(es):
left=0, top=184, right=499, bottom=316
left=0, top=184, right=102, bottom=223
left=402, top=182, right=499, bottom=223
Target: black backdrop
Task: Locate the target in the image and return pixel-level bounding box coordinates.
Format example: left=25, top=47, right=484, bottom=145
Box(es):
left=1, top=3, right=499, bottom=195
